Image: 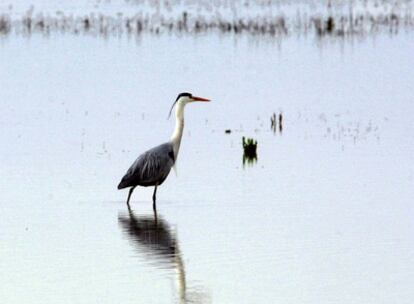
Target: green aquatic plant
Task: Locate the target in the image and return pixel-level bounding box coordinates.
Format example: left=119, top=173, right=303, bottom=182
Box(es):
left=242, top=136, right=258, bottom=166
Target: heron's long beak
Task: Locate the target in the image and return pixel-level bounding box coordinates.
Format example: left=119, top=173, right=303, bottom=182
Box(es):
left=191, top=96, right=210, bottom=102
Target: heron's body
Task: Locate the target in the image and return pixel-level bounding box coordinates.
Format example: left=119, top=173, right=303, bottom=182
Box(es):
left=118, top=142, right=175, bottom=189
left=118, top=92, right=209, bottom=208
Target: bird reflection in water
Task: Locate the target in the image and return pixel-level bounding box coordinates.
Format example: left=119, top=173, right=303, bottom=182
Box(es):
left=118, top=207, right=209, bottom=303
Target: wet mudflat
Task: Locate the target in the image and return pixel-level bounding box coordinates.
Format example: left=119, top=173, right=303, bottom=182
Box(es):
left=1, top=2, right=414, bottom=304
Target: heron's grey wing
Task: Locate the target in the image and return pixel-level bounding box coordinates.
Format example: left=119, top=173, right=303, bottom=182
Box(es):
left=118, top=143, right=174, bottom=189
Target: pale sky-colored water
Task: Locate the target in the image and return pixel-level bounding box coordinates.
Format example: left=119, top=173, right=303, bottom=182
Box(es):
left=1, top=4, right=414, bottom=303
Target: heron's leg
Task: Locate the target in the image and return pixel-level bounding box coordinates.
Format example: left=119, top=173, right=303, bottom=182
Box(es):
left=153, top=206, right=158, bottom=225
left=152, top=185, right=158, bottom=211
left=126, top=186, right=136, bottom=207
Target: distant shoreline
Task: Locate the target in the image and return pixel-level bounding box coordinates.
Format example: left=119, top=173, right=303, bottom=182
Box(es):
left=1, top=0, right=413, bottom=39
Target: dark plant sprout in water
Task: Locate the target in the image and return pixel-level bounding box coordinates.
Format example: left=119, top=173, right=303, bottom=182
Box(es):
left=271, top=112, right=283, bottom=134
left=271, top=113, right=277, bottom=133
left=279, top=113, right=283, bottom=133
left=242, top=136, right=258, bottom=167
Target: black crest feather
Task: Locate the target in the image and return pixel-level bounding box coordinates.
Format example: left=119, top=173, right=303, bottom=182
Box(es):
left=168, top=92, right=192, bottom=119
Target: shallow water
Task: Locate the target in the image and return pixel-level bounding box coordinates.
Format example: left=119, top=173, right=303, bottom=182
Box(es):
left=1, top=8, right=414, bottom=304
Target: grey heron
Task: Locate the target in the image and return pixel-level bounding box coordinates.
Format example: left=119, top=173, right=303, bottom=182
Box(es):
left=118, top=92, right=210, bottom=208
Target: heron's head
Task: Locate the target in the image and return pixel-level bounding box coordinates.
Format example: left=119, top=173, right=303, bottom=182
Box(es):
left=168, top=92, right=210, bottom=118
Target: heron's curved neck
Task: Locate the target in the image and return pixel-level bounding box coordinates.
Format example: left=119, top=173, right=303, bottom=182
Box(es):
left=170, top=102, right=185, bottom=158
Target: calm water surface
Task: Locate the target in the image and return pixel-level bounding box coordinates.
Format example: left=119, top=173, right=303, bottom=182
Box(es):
left=1, top=28, right=414, bottom=303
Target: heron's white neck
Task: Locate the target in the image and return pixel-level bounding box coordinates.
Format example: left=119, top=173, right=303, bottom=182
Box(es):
left=170, top=102, right=185, bottom=159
